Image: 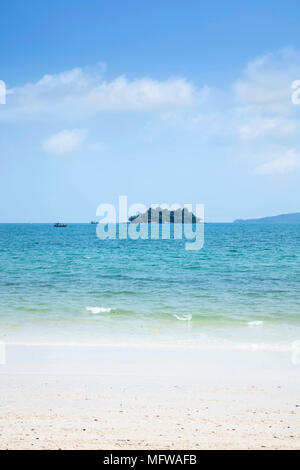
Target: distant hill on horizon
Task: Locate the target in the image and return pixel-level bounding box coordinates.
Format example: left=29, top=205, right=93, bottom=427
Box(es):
left=233, top=213, right=300, bottom=224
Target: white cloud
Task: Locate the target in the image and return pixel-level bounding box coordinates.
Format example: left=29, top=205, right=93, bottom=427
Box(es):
left=238, top=116, right=299, bottom=140
left=233, top=48, right=300, bottom=141
left=160, top=48, right=300, bottom=144
left=43, top=129, right=87, bottom=155
left=235, top=51, right=300, bottom=175
left=255, top=149, right=300, bottom=175
left=2, top=65, right=198, bottom=121
left=233, top=48, right=300, bottom=115
left=3, top=52, right=300, bottom=178
left=83, top=76, right=196, bottom=111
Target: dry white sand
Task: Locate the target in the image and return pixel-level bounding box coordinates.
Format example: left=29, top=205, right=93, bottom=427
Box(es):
left=0, top=344, right=299, bottom=449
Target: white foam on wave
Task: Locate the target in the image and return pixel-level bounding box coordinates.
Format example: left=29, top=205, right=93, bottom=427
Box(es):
left=247, top=321, right=264, bottom=327
left=174, top=314, right=192, bottom=321
left=86, top=307, right=112, bottom=315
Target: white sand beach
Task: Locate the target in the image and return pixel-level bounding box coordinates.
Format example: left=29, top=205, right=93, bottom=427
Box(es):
left=0, top=344, right=299, bottom=449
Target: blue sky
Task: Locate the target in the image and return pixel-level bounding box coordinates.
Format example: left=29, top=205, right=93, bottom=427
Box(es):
left=1, top=0, right=300, bottom=222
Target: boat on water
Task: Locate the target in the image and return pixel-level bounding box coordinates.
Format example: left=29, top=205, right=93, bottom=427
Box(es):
left=54, top=223, right=67, bottom=227
left=91, top=221, right=98, bottom=224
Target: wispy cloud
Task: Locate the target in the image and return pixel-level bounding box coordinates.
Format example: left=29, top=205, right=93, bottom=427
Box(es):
left=161, top=48, right=300, bottom=177
left=233, top=47, right=300, bottom=114
left=255, top=149, right=300, bottom=175
left=237, top=116, right=299, bottom=140
left=233, top=48, right=300, bottom=140
left=43, top=129, right=87, bottom=155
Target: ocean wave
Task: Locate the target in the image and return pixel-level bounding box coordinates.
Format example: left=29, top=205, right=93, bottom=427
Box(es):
left=174, top=314, right=192, bottom=321
left=247, top=321, right=264, bottom=326
left=86, top=306, right=113, bottom=314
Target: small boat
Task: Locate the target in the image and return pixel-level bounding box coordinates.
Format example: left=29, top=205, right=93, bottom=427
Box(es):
left=91, top=221, right=98, bottom=224
left=54, top=223, right=67, bottom=227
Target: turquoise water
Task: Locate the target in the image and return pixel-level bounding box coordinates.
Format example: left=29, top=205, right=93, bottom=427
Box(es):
left=0, top=223, right=299, bottom=348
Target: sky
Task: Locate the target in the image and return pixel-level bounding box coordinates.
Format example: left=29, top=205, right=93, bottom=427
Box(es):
left=1, top=0, right=300, bottom=222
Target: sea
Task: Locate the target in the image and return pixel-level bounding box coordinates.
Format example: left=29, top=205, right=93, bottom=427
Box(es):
left=0, top=223, right=299, bottom=351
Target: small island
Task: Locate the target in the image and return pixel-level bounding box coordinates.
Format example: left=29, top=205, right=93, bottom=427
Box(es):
left=128, top=207, right=202, bottom=224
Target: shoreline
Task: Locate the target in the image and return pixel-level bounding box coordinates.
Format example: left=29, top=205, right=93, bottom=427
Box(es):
left=1, top=342, right=299, bottom=375
left=2, top=340, right=297, bottom=352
